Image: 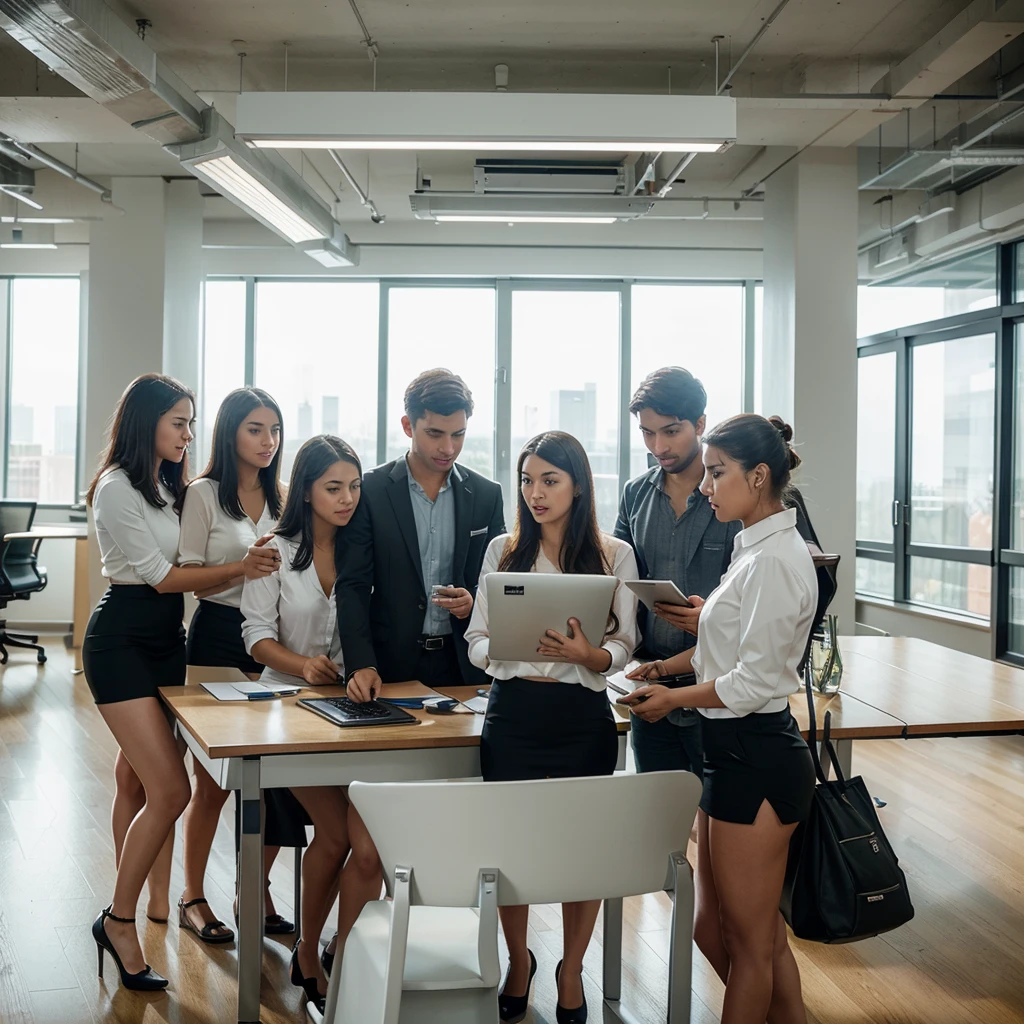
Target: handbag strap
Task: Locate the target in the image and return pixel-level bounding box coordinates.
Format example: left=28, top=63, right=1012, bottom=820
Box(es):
left=804, top=666, right=847, bottom=786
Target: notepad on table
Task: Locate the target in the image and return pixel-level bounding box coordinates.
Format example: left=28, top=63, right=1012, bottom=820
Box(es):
left=201, top=681, right=302, bottom=701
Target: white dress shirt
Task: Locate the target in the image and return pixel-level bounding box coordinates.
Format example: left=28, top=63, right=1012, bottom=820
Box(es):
left=693, top=508, right=816, bottom=719
left=92, top=467, right=180, bottom=587
left=240, top=535, right=343, bottom=687
left=177, top=477, right=278, bottom=608
left=466, top=533, right=639, bottom=693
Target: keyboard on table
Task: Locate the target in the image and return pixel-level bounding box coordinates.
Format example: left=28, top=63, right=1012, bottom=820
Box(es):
left=297, top=696, right=418, bottom=728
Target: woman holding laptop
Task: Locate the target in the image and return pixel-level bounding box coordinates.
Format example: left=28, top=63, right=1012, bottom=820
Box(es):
left=623, top=414, right=816, bottom=1024
left=465, top=430, right=638, bottom=1024
left=240, top=434, right=380, bottom=1015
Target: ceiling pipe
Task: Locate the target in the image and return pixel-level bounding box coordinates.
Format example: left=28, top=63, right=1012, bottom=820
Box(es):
left=0, top=133, right=111, bottom=201
left=327, top=149, right=385, bottom=223
left=658, top=0, right=794, bottom=199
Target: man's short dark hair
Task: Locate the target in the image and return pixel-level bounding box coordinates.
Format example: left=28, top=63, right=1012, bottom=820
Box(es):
left=628, top=366, right=707, bottom=425
left=404, top=368, right=475, bottom=424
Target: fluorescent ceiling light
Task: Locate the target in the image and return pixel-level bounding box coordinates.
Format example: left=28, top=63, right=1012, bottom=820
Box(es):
left=0, top=185, right=43, bottom=210
left=236, top=92, right=736, bottom=154
left=1, top=216, right=74, bottom=224
left=166, top=109, right=350, bottom=249
left=410, top=193, right=653, bottom=223
left=296, top=233, right=359, bottom=268
left=0, top=242, right=57, bottom=248
left=435, top=215, right=618, bottom=224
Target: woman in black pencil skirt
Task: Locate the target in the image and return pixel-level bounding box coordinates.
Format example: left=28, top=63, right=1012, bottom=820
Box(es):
left=84, top=374, right=278, bottom=992
left=176, top=387, right=307, bottom=943
left=623, top=414, right=817, bottom=1024
left=465, top=431, right=639, bottom=1024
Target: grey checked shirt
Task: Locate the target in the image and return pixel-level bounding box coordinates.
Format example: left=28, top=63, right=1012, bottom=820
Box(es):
left=408, top=460, right=459, bottom=636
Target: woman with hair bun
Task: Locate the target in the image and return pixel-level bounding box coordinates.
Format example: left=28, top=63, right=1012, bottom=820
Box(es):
left=623, top=413, right=816, bottom=1024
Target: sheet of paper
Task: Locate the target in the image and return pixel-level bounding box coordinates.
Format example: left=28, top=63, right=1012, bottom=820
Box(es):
left=200, top=681, right=301, bottom=701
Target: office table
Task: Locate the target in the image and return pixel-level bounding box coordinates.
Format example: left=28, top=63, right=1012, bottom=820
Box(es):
left=3, top=523, right=89, bottom=669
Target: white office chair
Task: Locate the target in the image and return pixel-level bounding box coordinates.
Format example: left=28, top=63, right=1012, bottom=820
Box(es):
left=324, top=770, right=703, bottom=1024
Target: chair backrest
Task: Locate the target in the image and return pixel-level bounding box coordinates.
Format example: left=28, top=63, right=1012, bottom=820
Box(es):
left=349, top=770, right=702, bottom=908
left=0, top=502, right=44, bottom=598
left=798, top=554, right=840, bottom=676
left=0, top=501, right=36, bottom=538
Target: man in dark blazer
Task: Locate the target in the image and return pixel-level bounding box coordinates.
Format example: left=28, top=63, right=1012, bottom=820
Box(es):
left=338, top=368, right=504, bottom=699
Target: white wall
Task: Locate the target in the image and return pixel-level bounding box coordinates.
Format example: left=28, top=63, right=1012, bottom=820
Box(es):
left=856, top=599, right=992, bottom=659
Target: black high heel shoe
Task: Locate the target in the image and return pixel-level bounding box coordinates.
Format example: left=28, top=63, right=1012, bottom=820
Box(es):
left=498, top=948, right=536, bottom=1023
left=290, top=939, right=326, bottom=1015
left=554, top=959, right=587, bottom=1024
left=92, top=906, right=169, bottom=991
left=321, top=935, right=336, bottom=978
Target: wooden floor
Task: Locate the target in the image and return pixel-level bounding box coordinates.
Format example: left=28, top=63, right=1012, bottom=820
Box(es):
left=1, top=643, right=1023, bottom=1024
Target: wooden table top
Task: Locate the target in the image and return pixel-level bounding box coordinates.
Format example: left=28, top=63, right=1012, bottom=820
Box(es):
left=839, top=637, right=1024, bottom=736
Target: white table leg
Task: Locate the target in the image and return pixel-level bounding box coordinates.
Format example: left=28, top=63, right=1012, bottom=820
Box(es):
left=237, top=757, right=265, bottom=1024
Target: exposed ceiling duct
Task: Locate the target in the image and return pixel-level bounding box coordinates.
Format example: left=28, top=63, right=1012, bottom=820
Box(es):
left=410, top=193, right=655, bottom=224
left=861, top=148, right=1024, bottom=191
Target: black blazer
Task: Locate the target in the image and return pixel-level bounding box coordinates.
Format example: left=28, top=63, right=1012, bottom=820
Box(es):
left=335, top=457, right=505, bottom=686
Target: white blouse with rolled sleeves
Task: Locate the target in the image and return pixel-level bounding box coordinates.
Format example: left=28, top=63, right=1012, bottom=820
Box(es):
left=240, top=535, right=344, bottom=687
left=693, top=508, right=816, bottom=719
left=177, top=477, right=278, bottom=607
left=465, top=532, right=639, bottom=692
left=92, top=467, right=180, bottom=587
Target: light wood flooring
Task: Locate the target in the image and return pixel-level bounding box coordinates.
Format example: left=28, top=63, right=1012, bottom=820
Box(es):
left=1, top=641, right=1023, bottom=1023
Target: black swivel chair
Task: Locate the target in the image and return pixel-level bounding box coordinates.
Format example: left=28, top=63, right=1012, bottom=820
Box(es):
left=799, top=553, right=840, bottom=679
left=0, top=501, right=49, bottom=665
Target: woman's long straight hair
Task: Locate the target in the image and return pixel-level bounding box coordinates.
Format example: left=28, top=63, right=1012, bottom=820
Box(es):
left=86, top=373, right=195, bottom=509
left=275, top=435, right=362, bottom=571
left=184, top=387, right=284, bottom=519
left=498, top=431, right=611, bottom=576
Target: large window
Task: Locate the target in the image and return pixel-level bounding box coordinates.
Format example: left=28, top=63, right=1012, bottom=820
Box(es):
left=856, top=238, right=1024, bottom=661
left=3, top=277, right=81, bottom=503
left=199, top=279, right=247, bottom=470
left=385, top=286, right=495, bottom=476
left=629, top=284, right=745, bottom=479
left=253, top=281, right=379, bottom=480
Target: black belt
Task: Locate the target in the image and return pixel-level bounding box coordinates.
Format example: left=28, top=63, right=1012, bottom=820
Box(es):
left=418, top=634, right=451, bottom=652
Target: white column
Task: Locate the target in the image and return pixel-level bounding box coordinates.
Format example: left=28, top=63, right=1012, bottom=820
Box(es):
left=762, top=149, right=858, bottom=631
left=162, top=179, right=204, bottom=392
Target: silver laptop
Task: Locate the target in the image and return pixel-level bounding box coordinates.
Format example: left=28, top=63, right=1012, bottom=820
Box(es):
left=485, top=572, right=619, bottom=662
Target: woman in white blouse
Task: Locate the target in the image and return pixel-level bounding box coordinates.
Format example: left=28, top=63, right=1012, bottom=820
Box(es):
left=465, top=430, right=638, bottom=1024
left=623, top=414, right=816, bottom=1024
left=176, top=387, right=306, bottom=944
left=83, top=374, right=277, bottom=993
left=240, top=434, right=378, bottom=1016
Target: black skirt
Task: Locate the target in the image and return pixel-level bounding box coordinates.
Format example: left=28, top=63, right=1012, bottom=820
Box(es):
left=480, top=678, right=618, bottom=782
left=699, top=708, right=815, bottom=825
left=185, top=601, right=309, bottom=849
left=83, top=585, right=186, bottom=705
left=187, top=600, right=263, bottom=676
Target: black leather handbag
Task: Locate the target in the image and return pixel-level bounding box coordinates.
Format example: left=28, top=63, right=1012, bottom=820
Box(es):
left=780, top=677, right=915, bottom=944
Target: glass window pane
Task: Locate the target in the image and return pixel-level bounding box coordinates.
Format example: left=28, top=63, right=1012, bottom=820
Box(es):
left=910, top=334, right=995, bottom=550
left=753, top=284, right=763, bottom=415
left=511, top=290, right=620, bottom=532
left=1013, top=325, right=1024, bottom=550
left=1016, top=244, right=1024, bottom=303
left=385, top=287, right=496, bottom=478
left=857, top=248, right=997, bottom=337
left=199, top=280, right=247, bottom=470
left=254, top=282, right=379, bottom=481
left=909, top=557, right=990, bottom=618
left=629, top=284, right=744, bottom=479
left=856, top=557, right=894, bottom=599
left=7, top=278, right=81, bottom=502
left=857, top=352, right=897, bottom=543
left=1010, top=567, right=1024, bottom=655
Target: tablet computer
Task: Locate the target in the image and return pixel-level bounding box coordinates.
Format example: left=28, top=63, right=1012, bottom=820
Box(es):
left=624, top=579, right=694, bottom=610
left=485, top=572, right=619, bottom=663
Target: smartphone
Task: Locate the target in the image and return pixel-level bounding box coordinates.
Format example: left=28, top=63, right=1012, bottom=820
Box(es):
left=615, top=693, right=650, bottom=706
left=431, top=584, right=455, bottom=599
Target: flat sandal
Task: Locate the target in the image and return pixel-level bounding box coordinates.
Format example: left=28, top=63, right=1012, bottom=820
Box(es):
left=178, top=896, right=235, bottom=945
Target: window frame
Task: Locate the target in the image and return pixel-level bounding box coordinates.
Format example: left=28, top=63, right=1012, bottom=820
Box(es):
left=856, top=240, right=1024, bottom=664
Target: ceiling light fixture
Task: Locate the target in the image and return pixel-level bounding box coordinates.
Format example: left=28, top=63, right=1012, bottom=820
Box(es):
left=166, top=109, right=358, bottom=260
left=236, top=92, right=736, bottom=154
left=1, top=227, right=57, bottom=249
left=410, top=193, right=654, bottom=224
left=0, top=185, right=43, bottom=210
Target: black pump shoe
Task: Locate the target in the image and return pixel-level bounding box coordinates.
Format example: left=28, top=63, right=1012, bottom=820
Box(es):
left=321, top=935, right=337, bottom=978
left=92, top=907, right=169, bottom=991
left=498, top=948, right=537, bottom=1023
left=554, top=959, right=588, bottom=1024
left=290, top=940, right=326, bottom=1015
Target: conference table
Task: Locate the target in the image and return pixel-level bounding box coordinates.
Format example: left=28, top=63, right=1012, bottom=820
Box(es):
left=161, top=638, right=1024, bottom=1024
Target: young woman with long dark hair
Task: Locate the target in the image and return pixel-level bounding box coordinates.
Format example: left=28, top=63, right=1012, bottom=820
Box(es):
left=623, top=414, right=817, bottom=1024
left=83, top=374, right=278, bottom=991
left=240, top=435, right=382, bottom=1015
left=465, top=430, right=638, bottom=1024
left=176, top=387, right=306, bottom=943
